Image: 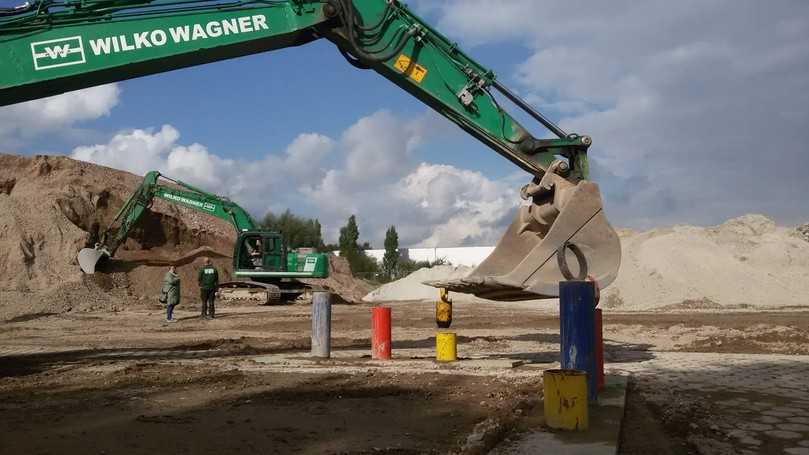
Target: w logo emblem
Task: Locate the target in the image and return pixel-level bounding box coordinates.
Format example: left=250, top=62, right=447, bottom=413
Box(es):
left=31, top=36, right=86, bottom=70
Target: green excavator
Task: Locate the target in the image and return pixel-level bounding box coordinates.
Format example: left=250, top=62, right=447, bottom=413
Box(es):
left=1, top=0, right=622, bottom=301
left=77, top=170, right=330, bottom=303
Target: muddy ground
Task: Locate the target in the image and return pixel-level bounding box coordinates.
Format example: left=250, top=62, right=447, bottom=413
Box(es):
left=2, top=300, right=809, bottom=454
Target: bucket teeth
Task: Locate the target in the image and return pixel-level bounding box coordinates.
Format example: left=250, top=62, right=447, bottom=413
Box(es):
left=425, top=277, right=536, bottom=301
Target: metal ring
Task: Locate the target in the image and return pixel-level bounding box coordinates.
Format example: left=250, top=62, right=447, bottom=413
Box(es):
left=557, top=242, right=588, bottom=281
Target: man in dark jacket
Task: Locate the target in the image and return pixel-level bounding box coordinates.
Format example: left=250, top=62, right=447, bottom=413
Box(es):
left=198, top=257, right=219, bottom=320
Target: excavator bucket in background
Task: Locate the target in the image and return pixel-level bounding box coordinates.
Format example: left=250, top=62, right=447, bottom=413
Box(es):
left=426, top=171, right=621, bottom=301
left=78, top=246, right=109, bottom=274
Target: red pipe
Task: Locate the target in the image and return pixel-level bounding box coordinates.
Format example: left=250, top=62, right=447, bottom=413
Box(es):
left=372, top=306, right=392, bottom=360
left=595, top=308, right=605, bottom=391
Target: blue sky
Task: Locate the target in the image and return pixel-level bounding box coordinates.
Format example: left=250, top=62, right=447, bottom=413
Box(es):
left=2, top=1, right=808, bottom=246
left=8, top=11, right=529, bottom=174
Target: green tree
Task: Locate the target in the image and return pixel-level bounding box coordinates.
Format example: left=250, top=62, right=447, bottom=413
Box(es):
left=313, top=220, right=323, bottom=248
left=382, top=226, right=399, bottom=279
left=261, top=209, right=324, bottom=250
left=338, top=214, right=360, bottom=257
left=337, top=214, right=379, bottom=277
left=398, top=257, right=450, bottom=277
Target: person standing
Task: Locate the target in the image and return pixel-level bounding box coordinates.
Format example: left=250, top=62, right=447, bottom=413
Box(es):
left=162, top=265, right=180, bottom=323
left=198, top=257, right=219, bottom=320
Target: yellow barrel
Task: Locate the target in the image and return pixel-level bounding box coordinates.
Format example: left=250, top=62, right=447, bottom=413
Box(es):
left=543, top=369, right=589, bottom=431
left=435, top=331, right=457, bottom=362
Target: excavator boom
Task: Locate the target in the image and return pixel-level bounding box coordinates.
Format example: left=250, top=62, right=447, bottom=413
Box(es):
left=3, top=0, right=621, bottom=299
left=77, top=170, right=258, bottom=273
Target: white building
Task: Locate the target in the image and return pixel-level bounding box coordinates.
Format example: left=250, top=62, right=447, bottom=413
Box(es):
left=362, top=246, right=495, bottom=268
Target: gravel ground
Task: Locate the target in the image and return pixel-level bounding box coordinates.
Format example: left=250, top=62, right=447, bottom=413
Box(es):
left=1, top=299, right=808, bottom=454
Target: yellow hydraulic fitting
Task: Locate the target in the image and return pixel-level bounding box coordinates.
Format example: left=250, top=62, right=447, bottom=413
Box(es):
left=436, top=288, right=452, bottom=329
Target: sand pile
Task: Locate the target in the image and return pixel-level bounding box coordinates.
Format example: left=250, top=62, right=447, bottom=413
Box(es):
left=797, top=224, right=809, bottom=243
left=366, top=214, right=809, bottom=310
left=0, top=155, right=233, bottom=318
left=603, top=214, right=809, bottom=310
left=363, top=265, right=477, bottom=302
left=0, top=154, right=371, bottom=318
left=301, top=255, right=373, bottom=304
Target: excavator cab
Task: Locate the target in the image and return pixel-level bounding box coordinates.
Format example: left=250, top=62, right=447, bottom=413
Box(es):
left=234, top=231, right=285, bottom=272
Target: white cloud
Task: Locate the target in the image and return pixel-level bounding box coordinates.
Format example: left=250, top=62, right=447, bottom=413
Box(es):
left=71, top=110, right=520, bottom=247
left=72, top=125, right=182, bottom=177
left=299, top=110, right=518, bottom=246
left=71, top=124, right=331, bottom=216
left=398, top=163, right=517, bottom=246
left=284, top=133, right=334, bottom=179
left=424, top=1, right=809, bottom=227
left=343, top=110, right=423, bottom=183
left=0, top=84, right=120, bottom=145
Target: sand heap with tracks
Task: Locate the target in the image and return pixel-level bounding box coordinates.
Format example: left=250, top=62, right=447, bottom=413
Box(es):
left=366, top=214, right=809, bottom=310
left=0, top=154, right=367, bottom=319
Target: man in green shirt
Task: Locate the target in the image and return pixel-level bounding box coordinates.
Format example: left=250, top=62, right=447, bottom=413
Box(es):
left=198, top=257, right=219, bottom=320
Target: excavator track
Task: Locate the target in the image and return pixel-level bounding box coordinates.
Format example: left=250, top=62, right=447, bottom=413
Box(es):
left=217, top=281, right=281, bottom=305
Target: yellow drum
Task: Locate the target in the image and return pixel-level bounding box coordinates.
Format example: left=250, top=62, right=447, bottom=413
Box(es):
left=435, top=331, right=457, bottom=362
left=543, top=369, right=589, bottom=431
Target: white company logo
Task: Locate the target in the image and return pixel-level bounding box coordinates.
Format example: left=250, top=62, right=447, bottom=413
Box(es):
left=163, top=193, right=216, bottom=212
left=31, top=36, right=86, bottom=70
left=28, top=14, right=269, bottom=71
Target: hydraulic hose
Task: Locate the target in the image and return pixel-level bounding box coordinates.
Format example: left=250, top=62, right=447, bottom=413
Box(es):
left=339, top=0, right=416, bottom=64
left=353, top=0, right=392, bottom=32
left=339, top=46, right=371, bottom=70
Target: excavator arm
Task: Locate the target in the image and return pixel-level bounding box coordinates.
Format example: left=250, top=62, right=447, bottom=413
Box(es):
left=3, top=0, right=621, bottom=299
left=2, top=0, right=582, bottom=176
left=77, top=170, right=259, bottom=272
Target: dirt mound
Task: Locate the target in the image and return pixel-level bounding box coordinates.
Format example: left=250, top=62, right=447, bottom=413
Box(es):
left=301, top=255, right=373, bottom=304
left=364, top=265, right=475, bottom=302
left=0, top=154, right=374, bottom=317
left=604, top=214, right=809, bottom=310
left=0, top=154, right=235, bottom=318
left=366, top=214, right=809, bottom=310
left=797, top=223, right=809, bottom=242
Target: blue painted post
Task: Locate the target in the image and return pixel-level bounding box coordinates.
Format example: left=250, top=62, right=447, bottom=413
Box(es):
left=560, top=280, right=597, bottom=402
left=311, top=291, right=332, bottom=358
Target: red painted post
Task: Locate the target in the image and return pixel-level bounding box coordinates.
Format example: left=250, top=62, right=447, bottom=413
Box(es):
left=595, top=308, right=605, bottom=391
left=587, top=276, right=605, bottom=391
left=371, top=306, right=392, bottom=360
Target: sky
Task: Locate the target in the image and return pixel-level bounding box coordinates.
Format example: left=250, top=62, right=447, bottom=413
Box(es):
left=2, top=0, right=808, bottom=247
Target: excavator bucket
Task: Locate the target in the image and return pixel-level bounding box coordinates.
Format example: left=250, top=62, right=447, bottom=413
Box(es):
left=426, top=176, right=621, bottom=301
left=78, top=246, right=109, bottom=274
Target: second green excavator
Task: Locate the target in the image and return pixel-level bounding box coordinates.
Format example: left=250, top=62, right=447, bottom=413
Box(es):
left=78, top=170, right=330, bottom=304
